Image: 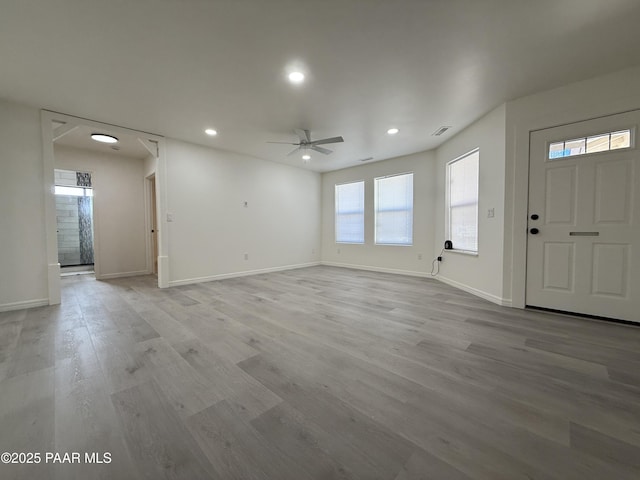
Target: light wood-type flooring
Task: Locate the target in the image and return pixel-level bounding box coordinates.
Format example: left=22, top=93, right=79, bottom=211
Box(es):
left=0, top=266, right=639, bottom=479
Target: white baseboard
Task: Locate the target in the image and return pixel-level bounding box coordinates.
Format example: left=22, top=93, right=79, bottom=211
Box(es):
left=320, top=262, right=512, bottom=306
left=0, top=298, right=49, bottom=312
left=96, top=270, right=150, bottom=280
left=167, top=262, right=321, bottom=287
left=320, top=261, right=430, bottom=278
left=436, top=275, right=511, bottom=306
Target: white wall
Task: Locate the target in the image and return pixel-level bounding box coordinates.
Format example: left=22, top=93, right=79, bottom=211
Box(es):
left=0, top=99, right=49, bottom=311
left=164, top=139, right=321, bottom=285
left=504, top=65, right=640, bottom=308
left=54, top=145, right=148, bottom=279
left=321, top=151, right=436, bottom=275
left=434, top=104, right=507, bottom=304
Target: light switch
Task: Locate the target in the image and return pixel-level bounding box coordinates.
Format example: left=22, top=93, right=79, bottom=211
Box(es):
left=166, top=213, right=174, bottom=222
left=487, top=208, right=495, bottom=218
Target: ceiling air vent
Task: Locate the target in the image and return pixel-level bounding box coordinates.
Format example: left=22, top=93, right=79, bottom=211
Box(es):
left=359, top=157, right=374, bottom=162
left=432, top=126, right=451, bottom=136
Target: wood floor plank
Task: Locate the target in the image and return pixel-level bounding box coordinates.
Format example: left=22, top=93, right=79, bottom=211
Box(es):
left=6, top=307, right=56, bottom=378
left=110, top=380, right=217, bottom=479
left=570, top=422, right=640, bottom=472
left=249, top=402, right=357, bottom=480
left=54, top=374, right=140, bottom=480
left=393, top=448, right=474, bottom=480
left=186, top=400, right=313, bottom=480
left=238, top=353, right=419, bottom=479
left=175, top=338, right=282, bottom=420
left=90, top=328, right=155, bottom=394
left=137, top=337, right=223, bottom=418
left=0, top=368, right=55, bottom=480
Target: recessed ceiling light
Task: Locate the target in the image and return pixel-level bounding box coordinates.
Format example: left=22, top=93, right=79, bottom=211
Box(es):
left=288, top=71, right=305, bottom=84
left=205, top=128, right=217, bottom=136
left=91, top=133, right=118, bottom=144
left=387, top=128, right=399, bottom=135
left=302, top=154, right=311, bottom=161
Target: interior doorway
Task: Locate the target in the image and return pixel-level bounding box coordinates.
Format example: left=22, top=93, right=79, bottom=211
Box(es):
left=41, top=110, right=167, bottom=306
left=54, top=169, right=96, bottom=276
left=526, top=110, right=640, bottom=323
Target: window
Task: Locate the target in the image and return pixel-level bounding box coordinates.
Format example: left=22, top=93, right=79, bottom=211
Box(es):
left=447, top=149, right=479, bottom=252
left=548, top=129, right=631, bottom=159
left=374, top=173, right=413, bottom=245
left=335, top=181, right=365, bottom=244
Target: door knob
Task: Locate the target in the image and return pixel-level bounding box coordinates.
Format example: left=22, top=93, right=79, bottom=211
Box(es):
left=530, top=228, right=539, bottom=234
left=530, top=214, right=539, bottom=220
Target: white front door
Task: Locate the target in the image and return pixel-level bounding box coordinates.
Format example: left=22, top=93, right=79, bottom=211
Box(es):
left=527, top=110, right=640, bottom=323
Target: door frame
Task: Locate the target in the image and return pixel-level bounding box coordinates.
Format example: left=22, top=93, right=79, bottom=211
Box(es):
left=41, top=110, right=169, bottom=305
left=510, top=104, right=640, bottom=310
left=145, top=173, right=159, bottom=275
left=524, top=113, right=638, bottom=319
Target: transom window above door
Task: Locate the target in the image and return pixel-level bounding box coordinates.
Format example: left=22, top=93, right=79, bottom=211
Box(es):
left=548, top=128, right=632, bottom=160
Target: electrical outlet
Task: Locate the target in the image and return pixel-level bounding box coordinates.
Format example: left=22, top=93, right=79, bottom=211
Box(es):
left=337, top=248, right=341, bottom=254
left=312, top=248, right=315, bottom=254
left=418, top=253, right=423, bottom=260
left=244, top=253, right=248, bottom=260
left=166, top=213, right=174, bottom=222
left=243, top=201, right=248, bottom=207
left=487, top=208, right=495, bottom=218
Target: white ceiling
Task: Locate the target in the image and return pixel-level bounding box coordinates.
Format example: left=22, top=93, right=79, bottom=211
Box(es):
left=2, top=0, right=640, bottom=172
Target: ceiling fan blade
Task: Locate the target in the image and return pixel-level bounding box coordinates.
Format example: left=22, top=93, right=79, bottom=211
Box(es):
left=287, top=147, right=301, bottom=156
left=266, top=141, right=299, bottom=145
left=311, top=145, right=332, bottom=155
left=310, top=136, right=344, bottom=146
left=294, top=129, right=311, bottom=143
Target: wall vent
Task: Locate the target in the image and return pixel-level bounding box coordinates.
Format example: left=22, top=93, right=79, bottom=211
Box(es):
left=432, top=126, right=451, bottom=136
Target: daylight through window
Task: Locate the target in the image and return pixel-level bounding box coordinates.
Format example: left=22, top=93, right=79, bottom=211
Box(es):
left=374, top=173, right=413, bottom=245
left=447, top=149, right=479, bottom=252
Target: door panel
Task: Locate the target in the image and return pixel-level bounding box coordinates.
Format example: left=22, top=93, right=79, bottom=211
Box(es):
left=591, top=243, right=629, bottom=297
left=527, top=110, right=640, bottom=322
left=542, top=243, right=575, bottom=291
left=594, top=159, right=632, bottom=224
left=545, top=166, right=576, bottom=224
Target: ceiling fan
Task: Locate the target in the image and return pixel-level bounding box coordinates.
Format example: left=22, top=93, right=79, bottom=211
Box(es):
left=268, top=129, right=344, bottom=156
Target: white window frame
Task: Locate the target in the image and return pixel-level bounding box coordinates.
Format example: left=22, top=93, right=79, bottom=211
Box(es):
left=374, top=172, right=414, bottom=246
left=54, top=185, right=93, bottom=197
left=548, top=128, right=634, bottom=160
left=446, top=149, right=479, bottom=254
left=335, top=180, right=365, bottom=244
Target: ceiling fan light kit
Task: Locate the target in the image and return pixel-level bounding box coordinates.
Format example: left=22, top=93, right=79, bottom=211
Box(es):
left=267, top=129, right=344, bottom=162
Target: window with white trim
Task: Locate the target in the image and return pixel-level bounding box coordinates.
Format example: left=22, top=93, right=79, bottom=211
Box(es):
left=335, top=181, right=365, bottom=244
left=447, top=149, right=479, bottom=252
left=374, top=172, right=413, bottom=245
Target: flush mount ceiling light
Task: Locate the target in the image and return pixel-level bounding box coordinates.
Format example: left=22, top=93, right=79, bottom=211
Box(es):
left=204, top=128, right=217, bottom=136
left=91, top=133, right=119, bottom=144
left=302, top=154, right=311, bottom=161
left=288, top=71, right=305, bottom=84
left=387, top=128, right=399, bottom=135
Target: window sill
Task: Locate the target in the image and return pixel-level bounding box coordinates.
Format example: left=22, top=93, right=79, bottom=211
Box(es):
left=448, top=249, right=478, bottom=257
